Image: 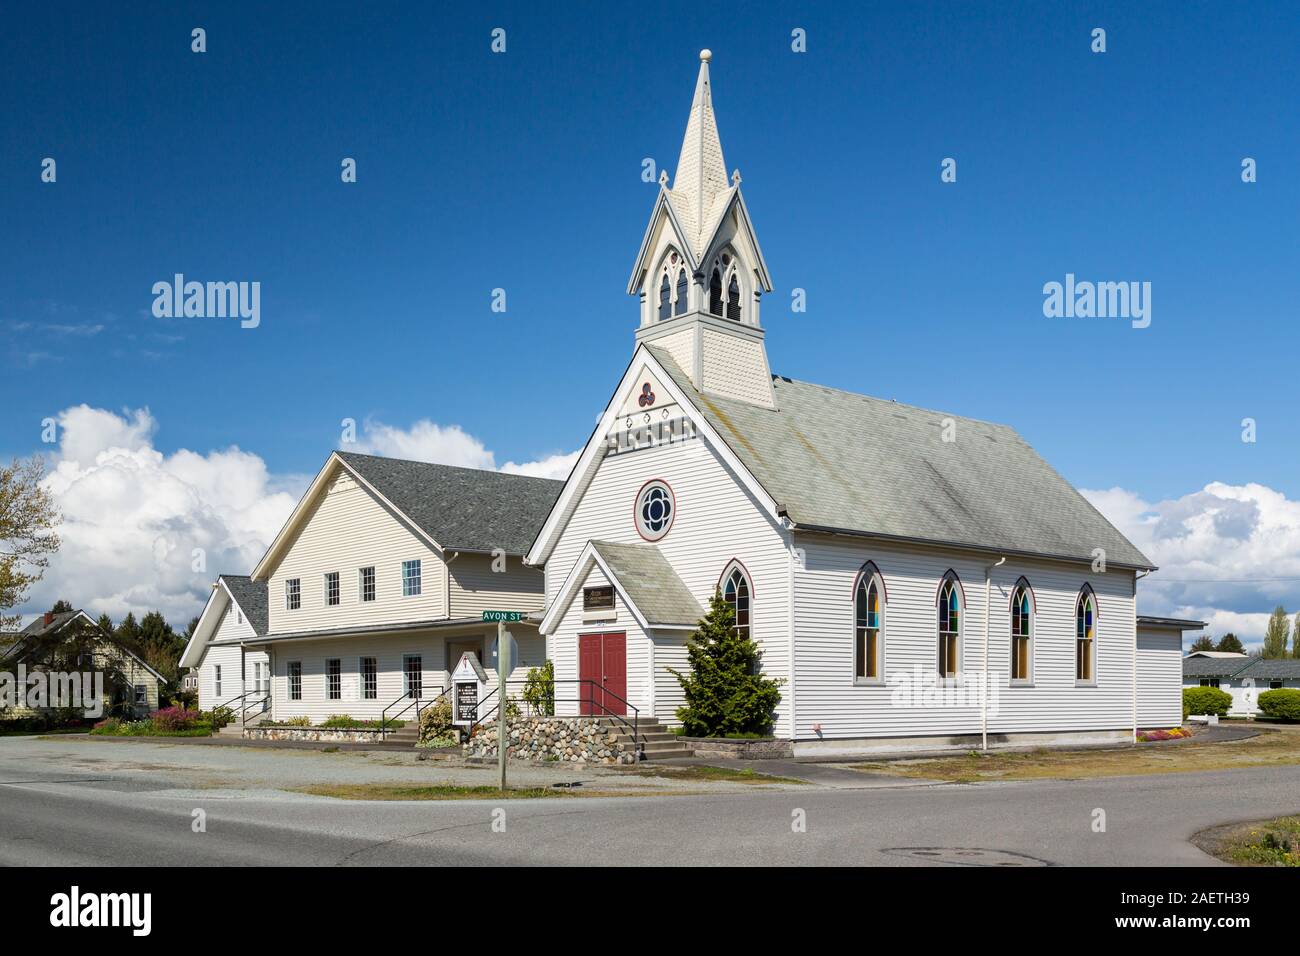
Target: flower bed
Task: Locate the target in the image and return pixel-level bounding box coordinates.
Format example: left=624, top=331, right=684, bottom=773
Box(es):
left=1137, top=727, right=1193, bottom=742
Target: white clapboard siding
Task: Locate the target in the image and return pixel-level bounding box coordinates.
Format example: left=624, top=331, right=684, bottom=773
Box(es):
left=1136, top=628, right=1183, bottom=727
left=197, top=603, right=268, bottom=710
left=265, top=470, right=447, bottom=635
left=449, top=552, right=545, bottom=618
left=265, top=627, right=544, bottom=724
left=793, top=533, right=1138, bottom=740
left=544, top=433, right=792, bottom=736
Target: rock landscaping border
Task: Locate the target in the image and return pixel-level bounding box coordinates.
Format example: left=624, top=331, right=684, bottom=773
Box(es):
left=464, top=717, right=636, bottom=765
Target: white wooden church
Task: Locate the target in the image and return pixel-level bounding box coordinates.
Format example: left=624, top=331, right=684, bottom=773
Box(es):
left=525, top=51, right=1190, bottom=754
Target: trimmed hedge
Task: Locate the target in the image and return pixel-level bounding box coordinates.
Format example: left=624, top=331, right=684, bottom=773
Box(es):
left=1183, top=686, right=1232, bottom=718
left=1258, top=688, right=1300, bottom=722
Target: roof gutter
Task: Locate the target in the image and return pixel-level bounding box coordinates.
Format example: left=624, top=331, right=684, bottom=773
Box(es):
left=788, top=521, right=1157, bottom=573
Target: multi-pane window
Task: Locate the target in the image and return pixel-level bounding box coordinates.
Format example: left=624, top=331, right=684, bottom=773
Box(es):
left=134, top=685, right=147, bottom=706
left=1076, top=587, right=1096, bottom=682
left=1011, top=581, right=1032, bottom=682
left=938, top=577, right=961, bottom=678
left=361, top=657, right=377, bottom=700
left=402, top=559, right=422, bottom=597
left=214, top=664, right=222, bottom=698
left=285, top=578, right=301, bottom=611
left=722, top=564, right=751, bottom=640
left=360, top=566, right=376, bottom=602
left=326, top=659, right=341, bottom=700
left=855, top=570, right=883, bottom=680
left=325, top=571, right=340, bottom=606
left=288, top=661, right=302, bottom=701
left=404, top=655, right=423, bottom=699
left=1199, top=677, right=1220, bottom=688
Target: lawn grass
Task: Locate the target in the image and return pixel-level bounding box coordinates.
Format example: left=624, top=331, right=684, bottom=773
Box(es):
left=849, top=729, right=1300, bottom=783
left=296, top=783, right=650, bottom=800
left=632, top=764, right=807, bottom=785
left=1201, top=816, right=1300, bottom=867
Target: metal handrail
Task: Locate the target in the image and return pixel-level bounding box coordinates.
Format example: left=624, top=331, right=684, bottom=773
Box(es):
left=468, top=679, right=642, bottom=761
left=380, top=685, right=446, bottom=740
left=240, top=691, right=270, bottom=726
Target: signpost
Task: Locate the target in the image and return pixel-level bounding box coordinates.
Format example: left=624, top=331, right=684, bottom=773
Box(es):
left=483, top=611, right=523, bottom=790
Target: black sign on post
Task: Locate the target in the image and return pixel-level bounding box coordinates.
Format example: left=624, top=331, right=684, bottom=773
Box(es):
left=456, top=682, right=479, bottom=724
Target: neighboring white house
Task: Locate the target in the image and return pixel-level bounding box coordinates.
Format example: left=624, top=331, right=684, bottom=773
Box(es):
left=524, top=51, right=1184, bottom=756
left=1183, top=654, right=1300, bottom=717
left=179, top=452, right=561, bottom=725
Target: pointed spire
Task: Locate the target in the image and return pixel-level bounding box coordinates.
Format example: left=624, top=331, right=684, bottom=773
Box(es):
left=670, top=50, right=731, bottom=255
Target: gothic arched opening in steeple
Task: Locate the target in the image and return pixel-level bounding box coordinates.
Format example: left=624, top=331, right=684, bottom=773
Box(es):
left=726, top=273, right=741, bottom=321
left=674, top=269, right=688, bottom=316
left=709, top=267, right=724, bottom=317
left=658, top=273, right=671, bottom=321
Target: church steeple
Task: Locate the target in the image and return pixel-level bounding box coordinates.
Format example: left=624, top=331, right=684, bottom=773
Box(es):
left=669, top=50, right=730, bottom=256
left=627, top=51, right=776, bottom=410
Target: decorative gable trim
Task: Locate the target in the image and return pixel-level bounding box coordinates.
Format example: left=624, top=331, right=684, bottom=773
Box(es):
left=627, top=187, right=699, bottom=295
left=524, top=345, right=782, bottom=567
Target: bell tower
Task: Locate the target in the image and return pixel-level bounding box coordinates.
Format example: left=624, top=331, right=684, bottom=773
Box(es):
left=627, top=51, right=776, bottom=409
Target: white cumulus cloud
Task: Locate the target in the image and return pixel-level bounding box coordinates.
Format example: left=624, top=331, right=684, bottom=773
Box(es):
left=1082, top=482, right=1300, bottom=650
left=353, top=417, right=578, bottom=480
left=29, top=405, right=303, bottom=628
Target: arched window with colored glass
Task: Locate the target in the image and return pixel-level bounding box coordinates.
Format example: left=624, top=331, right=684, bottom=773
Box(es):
left=1076, top=585, right=1097, bottom=682
left=1010, top=578, right=1033, bottom=683
left=937, top=573, right=962, bottom=678
left=721, top=562, right=752, bottom=641
left=854, top=563, right=885, bottom=681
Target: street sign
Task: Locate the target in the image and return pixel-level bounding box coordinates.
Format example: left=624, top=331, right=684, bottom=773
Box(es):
left=482, top=610, right=524, bottom=623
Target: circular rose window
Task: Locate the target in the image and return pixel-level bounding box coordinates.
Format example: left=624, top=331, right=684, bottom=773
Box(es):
left=635, top=479, right=675, bottom=540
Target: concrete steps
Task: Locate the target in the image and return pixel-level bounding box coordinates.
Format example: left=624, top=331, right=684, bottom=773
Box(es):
left=596, top=718, right=694, bottom=761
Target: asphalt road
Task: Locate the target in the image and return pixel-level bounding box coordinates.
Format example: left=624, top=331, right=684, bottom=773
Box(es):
left=1, top=738, right=1297, bottom=865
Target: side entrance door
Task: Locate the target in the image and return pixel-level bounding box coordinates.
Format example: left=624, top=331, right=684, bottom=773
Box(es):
left=578, top=632, right=627, bottom=717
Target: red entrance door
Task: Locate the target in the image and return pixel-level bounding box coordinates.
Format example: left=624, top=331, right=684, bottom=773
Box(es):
left=578, top=632, right=627, bottom=716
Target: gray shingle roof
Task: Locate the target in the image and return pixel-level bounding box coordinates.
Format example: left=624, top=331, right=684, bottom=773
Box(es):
left=1239, top=658, right=1300, bottom=681
left=337, top=452, right=563, bottom=555
left=220, top=575, right=268, bottom=636
left=647, top=347, right=1153, bottom=570
left=18, top=610, right=80, bottom=637
left=1183, top=656, right=1252, bottom=678
left=591, top=540, right=704, bottom=627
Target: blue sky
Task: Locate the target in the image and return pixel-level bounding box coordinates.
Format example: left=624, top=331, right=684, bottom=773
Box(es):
left=3, top=2, right=1299, bottom=637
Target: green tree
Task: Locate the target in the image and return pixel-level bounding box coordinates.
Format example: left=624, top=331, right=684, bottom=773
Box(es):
left=0, top=456, right=60, bottom=633
left=1216, top=633, right=1245, bottom=655
left=668, top=591, right=784, bottom=737
left=49, top=599, right=74, bottom=614
left=95, top=612, right=114, bottom=635
left=1294, top=613, right=1300, bottom=659
left=1189, top=634, right=1216, bottom=652
left=114, top=612, right=141, bottom=651
left=139, top=610, right=181, bottom=685
left=1262, top=607, right=1291, bottom=659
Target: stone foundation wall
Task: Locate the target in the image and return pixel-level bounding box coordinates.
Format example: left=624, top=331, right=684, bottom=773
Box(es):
left=464, top=717, right=636, bottom=765
left=682, top=737, right=794, bottom=760
left=244, top=726, right=389, bottom=743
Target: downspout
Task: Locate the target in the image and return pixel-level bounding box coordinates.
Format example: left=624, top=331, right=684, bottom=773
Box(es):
left=983, top=556, right=1006, bottom=751
left=782, top=510, right=797, bottom=745
left=1133, top=569, right=1151, bottom=743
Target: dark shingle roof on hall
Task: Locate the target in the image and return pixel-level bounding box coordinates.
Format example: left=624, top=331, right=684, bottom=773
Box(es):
left=337, top=452, right=564, bottom=556
left=646, top=347, right=1154, bottom=570
left=219, top=574, right=268, bottom=636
